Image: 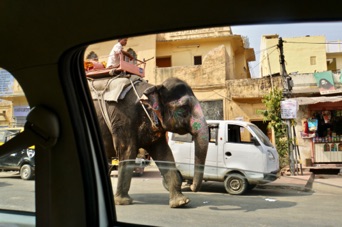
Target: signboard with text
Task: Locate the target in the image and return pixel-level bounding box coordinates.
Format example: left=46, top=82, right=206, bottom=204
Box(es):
left=280, top=99, right=298, bottom=119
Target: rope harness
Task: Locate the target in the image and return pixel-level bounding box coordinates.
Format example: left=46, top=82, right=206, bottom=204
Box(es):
left=129, top=79, right=157, bottom=129
left=88, top=77, right=115, bottom=134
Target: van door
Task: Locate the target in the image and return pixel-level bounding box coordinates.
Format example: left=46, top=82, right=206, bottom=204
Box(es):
left=223, top=124, right=264, bottom=174
left=201, top=124, right=219, bottom=180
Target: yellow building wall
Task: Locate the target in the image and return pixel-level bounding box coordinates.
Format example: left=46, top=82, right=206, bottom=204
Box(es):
left=260, top=35, right=327, bottom=76
left=0, top=100, right=13, bottom=126
left=156, top=37, right=251, bottom=81
left=228, top=102, right=267, bottom=122
left=156, top=38, right=234, bottom=66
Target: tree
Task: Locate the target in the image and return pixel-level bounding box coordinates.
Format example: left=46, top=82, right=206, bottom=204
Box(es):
left=262, top=88, right=289, bottom=169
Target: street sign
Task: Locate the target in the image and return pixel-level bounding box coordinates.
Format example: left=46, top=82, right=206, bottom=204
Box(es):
left=281, top=99, right=298, bottom=119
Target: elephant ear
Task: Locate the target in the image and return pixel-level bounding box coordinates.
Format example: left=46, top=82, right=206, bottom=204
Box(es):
left=141, top=85, right=164, bottom=125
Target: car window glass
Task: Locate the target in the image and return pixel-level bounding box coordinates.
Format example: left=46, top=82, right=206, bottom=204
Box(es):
left=83, top=23, right=342, bottom=225
left=209, top=126, right=218, bottom=143
left=0, top=68, right=34, bottom=213
left=1, top=21, right=341, bottom=226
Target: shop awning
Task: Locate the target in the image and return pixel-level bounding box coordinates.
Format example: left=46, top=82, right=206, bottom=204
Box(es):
left=290, top=96, right=342, bottom=105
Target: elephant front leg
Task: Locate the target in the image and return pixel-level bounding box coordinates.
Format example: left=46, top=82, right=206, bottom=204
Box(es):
left=114, top=161, right=135, bottom=205
left=157, top=162, right=190, bottom=208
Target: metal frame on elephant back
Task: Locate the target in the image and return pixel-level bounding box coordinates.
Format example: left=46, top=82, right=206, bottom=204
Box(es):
left=84, top=52, right=147, bottom=78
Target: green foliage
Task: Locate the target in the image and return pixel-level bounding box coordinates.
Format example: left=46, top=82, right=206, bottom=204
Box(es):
left=261, top=88, right=288, bottom=169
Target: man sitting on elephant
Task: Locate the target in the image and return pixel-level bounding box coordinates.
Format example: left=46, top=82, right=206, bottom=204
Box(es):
left=106, top=38, right=135, bottom=76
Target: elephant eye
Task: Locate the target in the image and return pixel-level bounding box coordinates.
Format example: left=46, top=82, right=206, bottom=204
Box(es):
left=172, top=106, right=190, bottom=119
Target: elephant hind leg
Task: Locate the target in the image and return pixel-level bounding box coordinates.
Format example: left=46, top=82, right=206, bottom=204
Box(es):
left=114, top=169, right=134, bottom=205
left=114, top=155, right=136, bottom=205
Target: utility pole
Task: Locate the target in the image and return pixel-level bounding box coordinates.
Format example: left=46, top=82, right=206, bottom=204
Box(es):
left=278, top=37, right=293, bottom=97
left=278, top=37, right=296, bottom=175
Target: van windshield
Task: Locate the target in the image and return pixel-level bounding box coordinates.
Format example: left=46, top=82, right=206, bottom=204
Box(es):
left=249, top=125, right=274, bottom=147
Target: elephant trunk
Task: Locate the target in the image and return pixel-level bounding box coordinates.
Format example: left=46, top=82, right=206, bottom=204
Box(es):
left=189, top=102, right=209, bottom=192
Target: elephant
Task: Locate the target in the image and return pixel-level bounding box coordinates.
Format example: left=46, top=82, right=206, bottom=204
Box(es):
left=90, top=76, right=209, bottom=208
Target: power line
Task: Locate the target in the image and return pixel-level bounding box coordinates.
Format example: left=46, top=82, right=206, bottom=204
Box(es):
left=284, top=41, right=342, bottom=45
left=250, top=46, right=278, bottom=72
left=254, top=44, right=278, bottom=55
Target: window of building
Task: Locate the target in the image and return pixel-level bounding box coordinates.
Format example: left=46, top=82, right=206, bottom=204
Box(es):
left=310, top=56, right=317, bottom=65
left=194, top=55, right=202, bottom=65
left=156, top=56, right=171, bottom=67
left=199, top=100, right=223, bottom=120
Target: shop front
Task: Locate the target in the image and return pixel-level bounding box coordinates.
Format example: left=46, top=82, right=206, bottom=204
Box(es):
left=297, top=97, right=342, bottom=165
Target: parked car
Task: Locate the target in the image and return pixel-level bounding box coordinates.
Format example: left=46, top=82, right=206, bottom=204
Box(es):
left=167, top=120, right=279, bottom=194
left=0, top=128, right=35, bottom=180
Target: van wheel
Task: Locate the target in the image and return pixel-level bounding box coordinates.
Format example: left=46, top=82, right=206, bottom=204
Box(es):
left=224, top=173, right=248, bottom=195
left=20, top=164, right=34, bottom=180
left=162, top=172, right=182, bottom=191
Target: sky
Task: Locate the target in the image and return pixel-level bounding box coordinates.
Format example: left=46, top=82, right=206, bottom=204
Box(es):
left=231, top=22, right=342, bottom=77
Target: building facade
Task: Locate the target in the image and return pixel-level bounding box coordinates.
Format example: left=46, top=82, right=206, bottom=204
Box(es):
left=260, top=35, right=342, bottom=167
left=0, top=69, right=28, bottom=127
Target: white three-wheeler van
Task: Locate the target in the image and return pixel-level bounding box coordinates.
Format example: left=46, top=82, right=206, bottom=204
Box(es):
left=167, top=120, right=279, bottom=195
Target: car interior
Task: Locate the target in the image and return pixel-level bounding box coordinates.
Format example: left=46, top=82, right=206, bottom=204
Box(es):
left=0, top=0, right=341, bottom=226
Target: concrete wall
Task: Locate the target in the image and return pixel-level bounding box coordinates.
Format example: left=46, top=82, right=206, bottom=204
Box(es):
left=155, top=45, right=228, bottom=86
left=227, top=76, right=283, bottom=98
left=226, top=76, right=283, bottom=122
left=156, top=36, right=251, bottom=80
left=291, top=72, right=342, bottom=95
